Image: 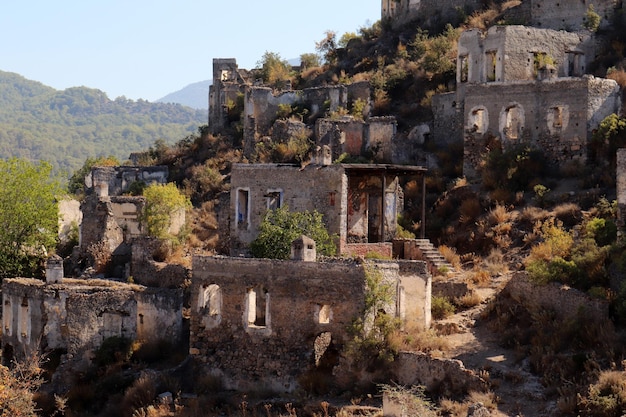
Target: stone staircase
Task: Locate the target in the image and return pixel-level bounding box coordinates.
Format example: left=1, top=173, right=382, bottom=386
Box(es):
left=408, top=239, right=454, bottom=274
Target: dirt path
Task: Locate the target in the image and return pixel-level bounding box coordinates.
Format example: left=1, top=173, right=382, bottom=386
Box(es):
left=436, top=274, right=557, bottom=417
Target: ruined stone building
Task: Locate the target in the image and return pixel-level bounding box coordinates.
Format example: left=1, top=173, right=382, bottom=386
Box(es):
left=208, top=58, right=405, bottom=163
left=433, top=25, right=621, bottom=178
left=78, top=165, right=185, bottom=279
left=382, top=0, right=621, bottom=31
left=2, top=256, right=183, bottom=367
left=190, top=241, right=431, bottom=391
left=225, top=162, right=427, bottom=257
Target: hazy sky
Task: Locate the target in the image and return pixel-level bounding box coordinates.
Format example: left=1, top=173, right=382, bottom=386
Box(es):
left=0, top=1, right=380, bottom=102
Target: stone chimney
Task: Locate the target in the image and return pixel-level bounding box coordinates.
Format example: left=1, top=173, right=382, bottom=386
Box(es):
left=291, top=235, right=316, bottom=262
left=45, top=255, right=64, bottom=284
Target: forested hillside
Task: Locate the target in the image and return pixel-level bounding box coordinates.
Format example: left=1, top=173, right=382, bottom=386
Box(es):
left=0, top=71, right=207, bottom=174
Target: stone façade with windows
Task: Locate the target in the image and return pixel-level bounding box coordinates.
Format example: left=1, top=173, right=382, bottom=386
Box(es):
left=227, top=162, right=427, bottom=257
left=433, top=24, right=622, bottom=179
left=189, top=253, right=431, bottom=392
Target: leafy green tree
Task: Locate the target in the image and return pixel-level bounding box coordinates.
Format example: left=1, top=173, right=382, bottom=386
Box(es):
left=0, top=158, right=61, bottom=278
left=584, top=4, right=601, bottom=32
left=338, top=32, right=358, bottom=48
left=250, top=206, right=336, bottom=259
left=141, top=183, right=191, bottom=240
left=257, top=51, right=292, bottom=89
left=299, top=53, right=320, bottom=70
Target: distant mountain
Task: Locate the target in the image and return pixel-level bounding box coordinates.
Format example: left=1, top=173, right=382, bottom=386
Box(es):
left=156, top=80, right=212, bottom=110
left=0, top=70, right=207, bottom=175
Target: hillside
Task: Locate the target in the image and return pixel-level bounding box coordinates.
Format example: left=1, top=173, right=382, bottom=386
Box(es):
left=0, top=71, right=207, bottom=174
left=156, top=79, right=212, bottom=109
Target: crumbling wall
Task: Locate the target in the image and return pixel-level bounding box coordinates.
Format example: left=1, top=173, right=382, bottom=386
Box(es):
left=209, top=58, right=251, bottom=133
left=457, top=26, right=593, bottom=84
left=190, top=256, right=366, bottom=391
left=382, top=0, right=481, bottom=29
left=2, top=278, right=182, bottom=363
left=505, top=272, right=609, bottom=322
left=462, top=76, right=620, bottom=178
left=529, top=0, right=619, bottom=31
left=130, top=237, right=190, bottom=287
left=87, top=166, right=168, bottom=197
left=432, top=92, right=462, bottom=146
left=392, top=352, right=488, bottom=395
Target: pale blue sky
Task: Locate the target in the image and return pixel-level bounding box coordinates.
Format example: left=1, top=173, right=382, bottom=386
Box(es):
left=0, top=1, right=380, bottom=102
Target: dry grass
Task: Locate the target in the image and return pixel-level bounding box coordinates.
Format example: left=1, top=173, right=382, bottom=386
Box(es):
left=488, top=203, right=516, bottom=225
left=440, top=390, right=500, bottom=416
left=608, top=67, right=626, bottom=89
left=520, top=206, right=550, bottom=224
left=469, top=268, right=491, bottom=286
left=482, top=249, right=508, bottom=276
left=438, top=245, right=461, bottom=268
left=466, top=8, right=500, bottom=30
left=455, top=291, right=482, bottom=309
left=389, top=326, right=451, bottom=354
left=551, top=202, right=582, bottom=227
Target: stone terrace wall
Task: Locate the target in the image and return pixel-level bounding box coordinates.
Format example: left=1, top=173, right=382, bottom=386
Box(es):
left=382, top=0, right=481, bottom=29
left=190, top=256, right=367, bottom=392
left=505, top=272, right=609, bottom=322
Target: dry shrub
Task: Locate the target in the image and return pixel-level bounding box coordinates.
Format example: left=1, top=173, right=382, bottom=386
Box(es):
left=455, top=291, right=482, bottom=309
left=438, top=245, right=461, bottom=268
left=469, top=268, right=491, bottom=286
left=488, top=203, right=515, bottom=225
left=87, top=241, right=112, bottom=274
left=389, top=326, right=451, bottom=354
left=482, top=249, right=508, bottom=276
left=466, top=8, right=500, bottom=29
left=551, top=202, right=582, bottom=227
left=608, top=68, right=626, bottom=89
left=440, top=390, right=499, bottom=416
left=373, top=89, right=390, bottom=114
left=121, top=374, right=158, bottom=416
left=459, top=197, right=482, bottom=224
left=579, top=370, right=626, bottom=415
left=188, top=201, right=219, bottom=252
left=488, top=188, right=514, bottom=205
left=520, top=206, right=549, bottom=224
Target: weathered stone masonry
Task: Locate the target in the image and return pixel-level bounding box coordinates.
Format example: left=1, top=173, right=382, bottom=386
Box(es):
left=189, top=255, right=431, bottom=392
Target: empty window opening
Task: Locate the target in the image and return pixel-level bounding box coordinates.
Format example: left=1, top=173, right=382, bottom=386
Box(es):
left=220, top=70, right=230, bottom=81
left=533, top=52, right=553, bottom=78
left=504, top=106, right=522, bottom=139
left=236, top=188, right=250, bottom=229
left=18, top=298, right=29, bottom=342
left=3, top=299, right=12, bottom=336
left=199, top=284, right=222, bottom=316
left=459, top=55, right=469, bottom=83
left=469, top=108, right=488, bottom=134
left=552, top=107, right=563, bottom=128
left=317, top=304, right=332, bottom=324
left=567, top=52, right=584, bottom=77
left=486, top=51, right=497, bottom=81
left=246, top=288, right=268, bottom=328
left=266, top=189, right=283, bottom=210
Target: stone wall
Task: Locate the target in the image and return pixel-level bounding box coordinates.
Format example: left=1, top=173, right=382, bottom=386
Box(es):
left=505, top=272, right=609, bottom=321
left=229, top=163, right=347, bottom=255
left=432, top=92, right=462, bottom=147
left=2, top=278, right=183, bottom=363
left=190, top=256, right=430, bottom=391
left=529, top=0, right=619, bottom=31
left=87, top=166, right=168, bottom=197
left=130, top=237, right=191, bottom=288
left=617, top=149, right=626, bottom=230
left=190, top=256, right=367, bottom=391
left=457, top=26, right=593, bottom=85
left=344, top=242, right=393, bottom=259
left=382, top=0, right=481, bottom=29
left=391, top=351, right=488, bottom=395
left=463, top=76, right=620, bottom=178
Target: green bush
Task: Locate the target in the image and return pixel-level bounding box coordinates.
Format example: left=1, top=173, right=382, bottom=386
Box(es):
left=250, top=206, right=336, bottom=259
left=431, top=296, right=455, bottom=319
left=94, top=336, right=133, bottom=367
left=141, top=182, right=191, bottom=240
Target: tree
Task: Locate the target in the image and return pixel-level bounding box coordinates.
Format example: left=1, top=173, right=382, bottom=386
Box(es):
left=141, top=182, right=191, bottom=240
left=257, top=51, right=292, bottom=89
left=299, top=53, right=321, bottom=70
left=315, top=31, right=338, bottom=65
left=0, top=158, right=61, bottom=279
left=250, top=206, right=336, bottom=259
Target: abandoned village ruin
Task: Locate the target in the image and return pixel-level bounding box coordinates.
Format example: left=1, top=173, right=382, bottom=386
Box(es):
left=3, top=0, right=626, bottom=407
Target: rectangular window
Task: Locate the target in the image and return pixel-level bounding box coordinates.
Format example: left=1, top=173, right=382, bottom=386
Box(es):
left=236, top=188, right=250, bottom=229
left=18, top=298, right=29, bottom=343
left=486, top=51, right=497, bottom=82
left=3, top=298, right=12, bottom=336
left=266, top=189, right=283, bottom=210
left=459, top=55, right=469, bottom=83
left=246, top=288, right=268, bottom=328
